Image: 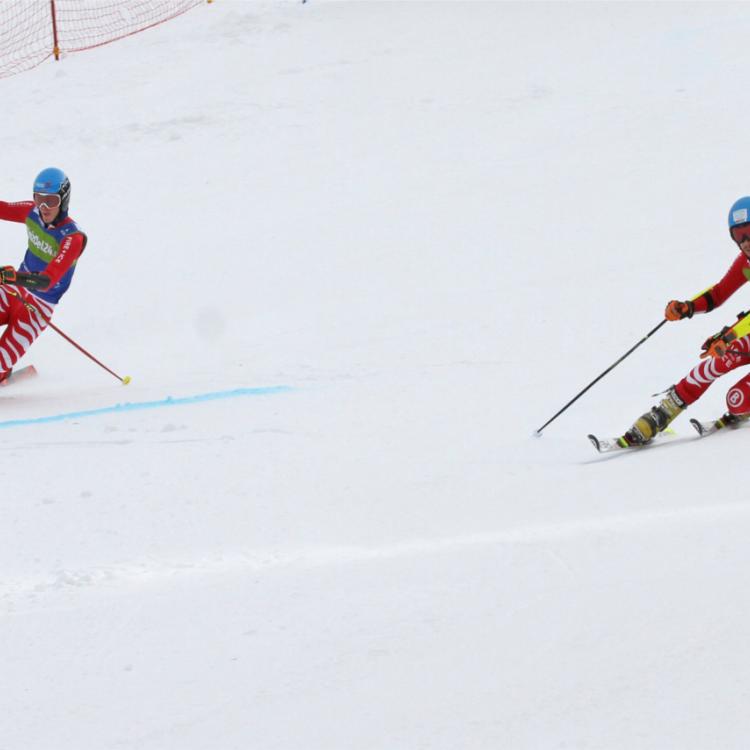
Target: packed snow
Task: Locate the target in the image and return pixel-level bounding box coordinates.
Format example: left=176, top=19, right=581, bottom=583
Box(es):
left=2, top=2, right=750, bottom=748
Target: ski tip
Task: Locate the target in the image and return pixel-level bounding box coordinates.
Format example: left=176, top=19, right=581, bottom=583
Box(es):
left=587, top=434, right=601, bottom=452
left=0, top=364, right=37, bottom=388
left=689, top=418, right=705, bottom=436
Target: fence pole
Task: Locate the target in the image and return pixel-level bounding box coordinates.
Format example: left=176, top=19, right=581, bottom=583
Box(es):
left=50, top=0, right=60, bottom=61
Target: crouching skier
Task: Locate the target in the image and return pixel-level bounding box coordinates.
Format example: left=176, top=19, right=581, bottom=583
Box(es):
left=615, top=196, right=750, bottom=448
left=0, top=167, right=86, bottom=383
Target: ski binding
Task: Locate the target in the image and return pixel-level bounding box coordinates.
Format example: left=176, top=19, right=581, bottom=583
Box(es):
left=588, top=427, right=675, bottom=454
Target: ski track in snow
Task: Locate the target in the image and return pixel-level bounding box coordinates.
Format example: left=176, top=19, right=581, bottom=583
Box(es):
left=4, top=499, right=749, bottom=611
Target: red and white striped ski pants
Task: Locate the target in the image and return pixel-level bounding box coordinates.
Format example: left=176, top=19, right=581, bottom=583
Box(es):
left=675, top=334, right=750, bottom=415
left=0, top=286, right=54, bottom=375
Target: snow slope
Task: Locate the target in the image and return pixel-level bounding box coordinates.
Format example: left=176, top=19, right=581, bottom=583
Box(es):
left=2, top=2, right=750, bottom=748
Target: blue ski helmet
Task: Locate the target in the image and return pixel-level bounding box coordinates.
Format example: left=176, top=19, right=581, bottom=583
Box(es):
left=33, top=167, right=71, bottom=214
left=729, top=196, right=750, bottom=233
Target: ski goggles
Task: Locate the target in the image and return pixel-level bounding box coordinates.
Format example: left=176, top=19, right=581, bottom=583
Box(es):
left=731, top=222, right=750, bottom=244
left=33, top=192, right=61, bottom=209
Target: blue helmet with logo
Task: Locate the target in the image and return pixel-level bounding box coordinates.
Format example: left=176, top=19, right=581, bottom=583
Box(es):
left=729, top=196, right=750, bottom=232
left=33, top=167, right=71, bottom=214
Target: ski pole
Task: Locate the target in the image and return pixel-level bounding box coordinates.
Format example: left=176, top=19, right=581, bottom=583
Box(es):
left=534, top=318, right=668, bottom=435
left=6, top=284, right=131, bottom=384
left=45, top=319, right=131, bottom=384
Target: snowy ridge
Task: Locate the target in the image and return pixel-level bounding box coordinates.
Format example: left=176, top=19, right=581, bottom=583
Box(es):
left=5, top=498, right=750, bottom=603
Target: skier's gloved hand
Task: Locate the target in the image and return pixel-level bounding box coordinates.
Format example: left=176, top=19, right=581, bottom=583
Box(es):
left=0, top=266, right=17, bottom=285
left=665, top=300, right=694, bottom=321
left=700, top=326, right=737, bottom=359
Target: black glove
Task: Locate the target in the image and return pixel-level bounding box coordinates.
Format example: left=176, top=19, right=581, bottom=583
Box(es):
left=0, top=266, right=17, bottom=285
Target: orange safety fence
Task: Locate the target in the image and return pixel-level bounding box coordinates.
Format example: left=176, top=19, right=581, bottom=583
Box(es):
left=0, top=0, right=206, bottom=79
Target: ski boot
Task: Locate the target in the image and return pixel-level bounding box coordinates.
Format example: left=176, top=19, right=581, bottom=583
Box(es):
left=622, top=386, right=686, bottom=446
left=716, top=412, right=750, bottom=429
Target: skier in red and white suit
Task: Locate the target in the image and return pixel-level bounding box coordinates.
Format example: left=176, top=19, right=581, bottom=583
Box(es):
left=624, top=195, right=750, bottom=444
left=0, top=167, right=86, bottom=382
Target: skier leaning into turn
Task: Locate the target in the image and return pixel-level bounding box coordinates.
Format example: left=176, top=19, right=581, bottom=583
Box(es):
left=623, top=196, right=750, bottom=445
left=0, top=167, right=86, bottom=383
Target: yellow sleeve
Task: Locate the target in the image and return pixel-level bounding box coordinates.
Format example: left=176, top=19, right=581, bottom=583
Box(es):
left=731, top=312, right=750, bottom=339
left=691, top=286, right=713, bottom=301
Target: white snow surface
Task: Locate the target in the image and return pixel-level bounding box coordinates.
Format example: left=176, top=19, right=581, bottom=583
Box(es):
left=2, top=2, right=750, bottom=747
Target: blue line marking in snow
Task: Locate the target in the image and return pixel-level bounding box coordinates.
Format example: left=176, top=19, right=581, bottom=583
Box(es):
left=0, top=385, right=293, bottom=429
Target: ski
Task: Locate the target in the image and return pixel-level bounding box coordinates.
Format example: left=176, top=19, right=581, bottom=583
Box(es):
left=0, top=364, right=37, bottom=388
left=588, top=428, right=675, bottom=453
left=690, top=414, right=750, bottom=437
left=593, top=415, right=748, bottom=449
left=587, top=434, right=630, bottom=453
left=690, top=418, right=721, bottom=437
